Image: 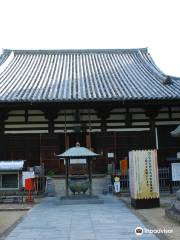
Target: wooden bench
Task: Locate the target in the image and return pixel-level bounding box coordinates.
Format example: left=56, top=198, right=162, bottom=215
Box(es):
left=0, top=191, right=24, bottom=203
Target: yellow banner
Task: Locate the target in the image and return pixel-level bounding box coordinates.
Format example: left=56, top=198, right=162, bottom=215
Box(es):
left=129, top=150, right=159, bottom=199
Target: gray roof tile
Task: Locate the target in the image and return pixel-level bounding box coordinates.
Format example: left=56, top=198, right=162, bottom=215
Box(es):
left=0, top=48, right=179, bottom=102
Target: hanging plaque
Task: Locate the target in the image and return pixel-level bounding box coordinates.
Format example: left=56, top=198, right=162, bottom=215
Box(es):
left=107, top=153, right=114, bottom=158
left=70, top=159, right=87, bottom=164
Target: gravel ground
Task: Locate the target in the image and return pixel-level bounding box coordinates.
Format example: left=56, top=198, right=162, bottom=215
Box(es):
left=0, top=211, right=27, bottom=239
left=0, top=198, right=42, bottom=239
left=120, top=194, right=180, bottom=240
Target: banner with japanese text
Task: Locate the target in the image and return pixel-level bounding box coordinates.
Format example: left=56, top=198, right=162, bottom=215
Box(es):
left=129, top=150, right=159, bottom=199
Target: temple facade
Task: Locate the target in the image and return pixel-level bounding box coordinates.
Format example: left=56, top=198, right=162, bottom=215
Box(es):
left=0, top=48, right=180, bottom=174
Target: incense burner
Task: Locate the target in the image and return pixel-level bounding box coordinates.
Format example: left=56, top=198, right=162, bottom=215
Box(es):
left=69, top=176, right=90, bottom=194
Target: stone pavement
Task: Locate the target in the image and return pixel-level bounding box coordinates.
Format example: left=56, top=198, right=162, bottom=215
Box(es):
left=5, top=195, right=159, bottom=240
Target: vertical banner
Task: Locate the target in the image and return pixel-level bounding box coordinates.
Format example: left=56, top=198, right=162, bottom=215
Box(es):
left=129, top=150, right=159, bottom=200
left=120, top=157, right=128, bottom=175
left=171, top=163, right=180, bottom=181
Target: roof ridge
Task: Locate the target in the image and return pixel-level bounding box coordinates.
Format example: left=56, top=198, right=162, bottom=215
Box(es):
left=2, top=48, right=148, bottom=55
left=168, top=75, right=180, bottom=80
left=0, top=51, right=14, bottom=74
left=137, top=50, right=166, bottom=80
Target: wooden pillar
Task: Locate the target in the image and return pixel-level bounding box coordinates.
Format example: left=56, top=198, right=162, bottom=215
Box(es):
left=101, top=118, right=106, bottom=133
left=65, top=158, right=69, bottom=197
left=0, top=110, right=9, bottom=159
left=149, top=118, right=156, bottom=148
left=65, top=134, right=69, bottom=150
left=169, top=161, right=173, bottom=194
left=95, top=107, right=112, bottom=133
left=86, top=109, right=92, bottom=149
left=125, top=108, right=131, bottom=127
left=88, top=158, right=92, bottom=196
left=0, top=110, right=8, bottom=134
left=145, top=107, right=160, bottom=149
left=64, top=110, right=69, bottom=150
left=168, top=107, right=172, bottom=120
left=25, top=109, right=28, bottom=123
left=49, top=119, right=54, bottom=135
left=42, top=108, right=59, bottom=134
left=86, top=135, right=91, bottom=149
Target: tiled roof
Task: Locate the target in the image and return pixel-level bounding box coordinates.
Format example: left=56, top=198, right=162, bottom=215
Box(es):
left=0, top=48, right=180, bottom=103
left=171, top=125, right=180, bottom=137
left=57, top=144, right=99, bottom=158
left=0, top=160, right=25, bottom=171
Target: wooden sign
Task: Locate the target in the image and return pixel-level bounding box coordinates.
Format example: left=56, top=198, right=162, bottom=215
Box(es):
left=129, top=150, right=160, bottom=208
left=171, top=163, right=180, bottom=181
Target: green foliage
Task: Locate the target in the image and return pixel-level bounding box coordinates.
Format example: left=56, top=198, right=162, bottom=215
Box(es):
left=46, top=170, right=55, bottom=177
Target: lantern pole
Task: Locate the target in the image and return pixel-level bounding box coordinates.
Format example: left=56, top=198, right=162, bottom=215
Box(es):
left=88, top=157, right=92, bottom=196
left=65, top=158, right=69, bottom=197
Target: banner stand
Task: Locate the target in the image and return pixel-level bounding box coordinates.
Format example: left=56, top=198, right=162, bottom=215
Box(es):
left=131, top=198, right=160, bottom=209
left=129, top=150, right=160, bottom=209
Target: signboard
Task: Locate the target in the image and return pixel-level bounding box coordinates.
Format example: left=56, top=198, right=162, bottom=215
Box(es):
left=129, top=150, right=159, bottom=200
left=22, top=171, right=35, bottom=187
left=70, top=159, right=87, bottom=164
left=177, top=152, right=180, bottom=159
left=114, top=182, right=120, bottom=192
left=171, top=163, right=180, bottom=181
left=107, top=153, right=114, bottom=158
left=25, top=178, right=33, bottom=191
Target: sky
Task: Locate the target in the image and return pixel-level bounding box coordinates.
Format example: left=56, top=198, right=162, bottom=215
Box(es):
left=0, top=0, right=180, bottom=76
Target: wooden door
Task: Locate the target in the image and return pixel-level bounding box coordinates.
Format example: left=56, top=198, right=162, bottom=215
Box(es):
left=6, top=134, right=40, bottom=167
left=40, top=134, right=65, bottom=174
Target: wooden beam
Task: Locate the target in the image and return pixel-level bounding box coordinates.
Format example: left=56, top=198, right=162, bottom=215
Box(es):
left=42, top=108, right=59, bottom=134
left=144, top=106, right=160, bottom=119
left=125, top=108, right=131, bottom=127
left=144, top=106, right=160, bottom=148
left=95, top=107, right=112, bottom=133
left=1, top=99, right=180, bottom=111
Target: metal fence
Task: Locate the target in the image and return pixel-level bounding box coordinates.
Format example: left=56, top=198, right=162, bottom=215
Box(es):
left=119, top=167, right=180, bottom=193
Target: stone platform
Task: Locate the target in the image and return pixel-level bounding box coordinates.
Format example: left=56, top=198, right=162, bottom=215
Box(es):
left=5, top=194, right=158, bottom=240
left=52, top=175, right=110, bottom=196
left=131, top=197, right=160, bottom=209
left=165, top=189, right=180, bottom=223
left=60, top=195, right=104, bottom=205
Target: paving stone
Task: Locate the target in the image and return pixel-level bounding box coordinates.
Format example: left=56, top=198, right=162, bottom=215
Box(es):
left=5, top=194, right=158, bottom=240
